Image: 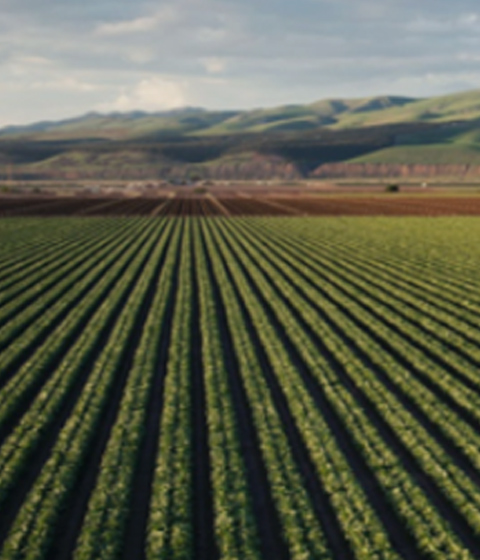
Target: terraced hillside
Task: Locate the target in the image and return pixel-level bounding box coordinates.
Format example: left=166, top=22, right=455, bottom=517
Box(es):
left=1, top=217, right=480, bottom=559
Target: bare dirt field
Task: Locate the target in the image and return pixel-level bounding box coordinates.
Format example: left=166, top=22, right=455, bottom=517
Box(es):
left=4, top=191, right=480, bottom=217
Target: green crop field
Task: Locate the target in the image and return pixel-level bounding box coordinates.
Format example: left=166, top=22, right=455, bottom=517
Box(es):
left=2, top=216, right=480, bottom=559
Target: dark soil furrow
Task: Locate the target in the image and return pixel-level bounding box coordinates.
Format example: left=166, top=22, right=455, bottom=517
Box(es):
left=0, top=222, right=161, bottom=444
left=0, top=224, right=170, bottom=551
left=189, top=231, right=219, bottom=560
left=250, top=231, right=480, bottom=488
left=0, top=221, right=113, bottom=292
left=224, top=224, right=480, bottom=557
left=201, top=224, right=290, bottom=560
left=46, top=224, right=174, bottom=560
left=211, top=222, right=361, bottom=559
left=120, top=227, right=181, bottom=560
left=0, top=220, right=131, bottom=321
left=244, top=221, right=480, bottom=445
left=0, top=222, right=146, bottom=360
left=216, top=222, right=428, bottom=559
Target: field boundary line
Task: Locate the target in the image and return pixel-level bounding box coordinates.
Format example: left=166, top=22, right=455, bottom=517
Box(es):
left=207, top=195, right=230, bottom=216
left=258, top=198, right=305, bottom=215
left=150, top=200, right=167, bottom=217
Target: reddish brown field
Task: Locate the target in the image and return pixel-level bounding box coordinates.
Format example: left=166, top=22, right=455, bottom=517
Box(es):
left=4, top=194, right=480, bottom=216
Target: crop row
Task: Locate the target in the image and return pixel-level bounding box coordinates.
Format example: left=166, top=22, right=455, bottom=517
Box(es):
left=1, top=217, right=480, bottom=559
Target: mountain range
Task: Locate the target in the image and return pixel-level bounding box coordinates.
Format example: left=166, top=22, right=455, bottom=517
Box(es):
left=3, top=89, right=480, bottom=141
left=3, top=88, right=480, bottom=181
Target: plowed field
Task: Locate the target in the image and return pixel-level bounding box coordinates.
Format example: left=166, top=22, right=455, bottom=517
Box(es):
left=4, top=194, right=480, bottom=216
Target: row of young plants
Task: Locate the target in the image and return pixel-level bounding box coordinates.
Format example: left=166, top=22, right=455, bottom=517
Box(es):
left=72, top=219, right=182, bottom=560
left=317, top=217, right=480, bottom=281
left=201, top=220, right=338, bottom=560
left=0, top=218, right=163, bottom=427
left=0, top=218, right=136, bottom=323
left=209, top=219, right=420, bottom=559
left=0, top=219, right=171, bottom=510
left=0, top=220, right=150, bottom=342
left=248, top=218, right=480, bottom=433
left=248, top=219, right=480, bottom=429
left=0, top=218, right=101, bottom=277
left=292, top=239, right=480, bottom=432
left=3, top=216, right=480, bottom=558
left=192, top=221, right=261, bottom=560
left=246, top=219, right=480, bottom=489
left=256, top=217, right=480, bottom=354
left=275, top=217, right=480, bottom=317
left=303, top=239, right=480, bottom=360
left=146, top=221, right=195, bottom=560
left=0, top=218, right=120, bottom=293
left=0, top=220, right=174, bottom=559
left=0, top=219, right=151, bottom=362
left=247, top=218, right=480, bottom=548
left=217, top=218, right=472, bottom=558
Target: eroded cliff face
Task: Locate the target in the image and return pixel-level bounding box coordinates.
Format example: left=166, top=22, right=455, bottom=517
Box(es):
left=18, top=153, right=303, bottom=181
left=194, top=158, right=301, bottom=180
left=312, top=163, right=480, bottom=178
left=16, top=157, right=480, bottom=181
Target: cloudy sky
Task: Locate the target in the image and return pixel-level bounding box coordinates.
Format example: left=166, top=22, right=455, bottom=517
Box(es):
left=1, top=0, right=480, bottom=125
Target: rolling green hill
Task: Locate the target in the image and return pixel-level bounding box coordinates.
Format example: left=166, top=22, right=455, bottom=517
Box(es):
left=350, top=145, right=480, bottom=165
left=334, top=90, right=480, bottom=129
left=349, top=117, right=480, bottom=165
left=0, top=109, right=241, bottom=141
left=3, top=88, right=480, bottom=179
left=201, top=96, right=417, bottom=135
left=3, top=89, right=480, bottom=142
left=0, top=95, right=424, bottom=140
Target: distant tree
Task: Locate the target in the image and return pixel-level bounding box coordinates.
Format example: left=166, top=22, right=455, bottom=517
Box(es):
left=386, top=184, right=400, bottom=192
left=189, top=173, right=202, bottom=183
left=193, top=186, right=208, bottom=194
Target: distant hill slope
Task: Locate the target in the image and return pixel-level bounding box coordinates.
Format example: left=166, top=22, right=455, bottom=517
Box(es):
left=349, top=119, right=480, bottom=165
left=0, top=95, right=425, bottom=141
left=3, top=89, right=480, bottom=142
left=0, top=108, right=241, bottom=141
left=333, top=90, right=480, bottom=129
left=201, top=96, right=416, bottom=135
left=3, top=89, right=480, bottom=180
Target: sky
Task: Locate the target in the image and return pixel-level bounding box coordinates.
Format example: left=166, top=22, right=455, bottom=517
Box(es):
left=1, top=0, right=480, bottom=125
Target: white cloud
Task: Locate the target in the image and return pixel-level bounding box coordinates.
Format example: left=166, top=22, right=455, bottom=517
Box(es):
left=95, top=6, right=177, bottom=36
left=197, top=26, right=230, bottom=44
left=385, top=70, right=480, bottom=96
left=354, top=1, right=395, bottom=20
left=406, top=17, right=450, bottom=33
left=457, top=52, right=480, bottom=62
left=31, top=76, right=99, bottom=92
left=407, top=12, right=480, bottom=34
left=126, top=48, right=155, bottom=64
left=14, top=55, right=53, bottom=66
left=96, top=15, right=158, bottom=35
left=99, top=76, right=187, bottom=112
left=458, top=13, right=479, bottom=26
left=6, top=54, right=56, bottom=76
left=202, top=57, right=227, bottom=74
left=4, top=0, right=480, bottom=124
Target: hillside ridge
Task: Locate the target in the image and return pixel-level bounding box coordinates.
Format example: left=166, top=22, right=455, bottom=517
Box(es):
left=2, top=89, right=480, bottom=180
